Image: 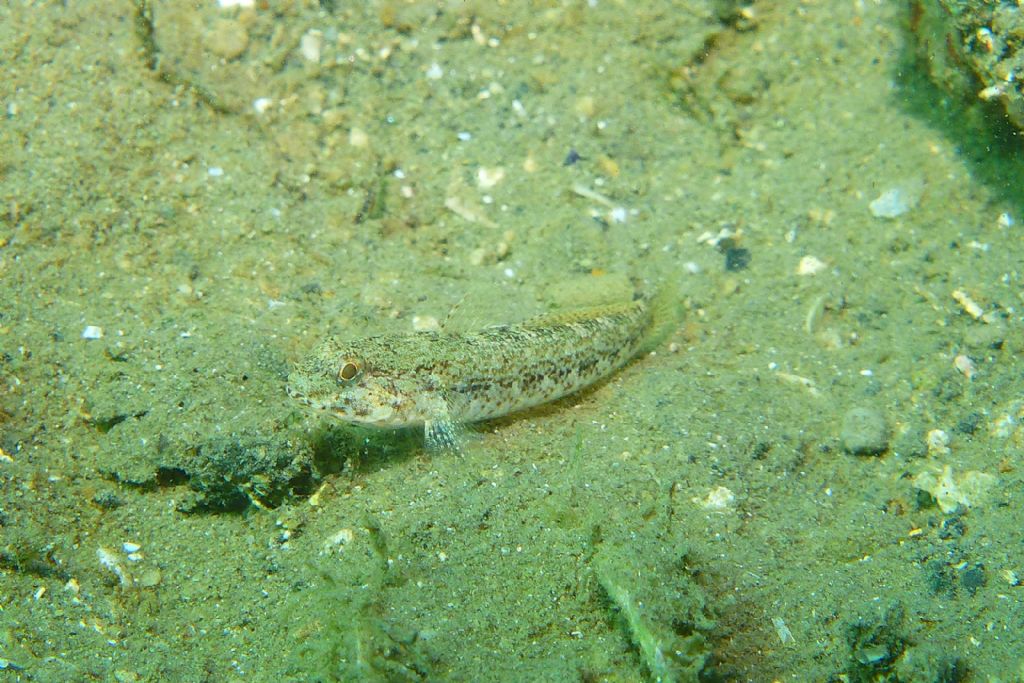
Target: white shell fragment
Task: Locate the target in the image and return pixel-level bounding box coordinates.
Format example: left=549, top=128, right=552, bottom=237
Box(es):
left=692, top=486, right=736, bottom=510
left=952, top=289, right=990, bottom=323
left=796, top=255, right=827, bottom=276
left=926, top=429, right=951, bottom=456
left=348, top=127, right=369, bottom=148
left=425, top=62, right=443, bottom=80
left=299, top=30, right=323, bottom=63
left=97, top=547, right=130, bottom=586
left=81, top=325, right=103, bottom=340
left=476, top=166, right=505, bottom=189
left=412, top=315, right=440, bottom=332
left=869, top=181, right=923, bottom=219
left=912, top=465, right=996, bottom=513
left=772, top=616, right=795, bottom=644
left=953, top=354, right=977, bottom=379
left=978, top=84, right=1004, bottom=101
left=322, top=528, right=355, bottom=554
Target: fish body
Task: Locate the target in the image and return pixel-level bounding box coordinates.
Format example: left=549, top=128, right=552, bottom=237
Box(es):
left=287, top=295, right=673, bottom=449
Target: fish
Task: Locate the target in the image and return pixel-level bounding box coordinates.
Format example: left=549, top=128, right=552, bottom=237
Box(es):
left=286, top=291, right=676, bottom=449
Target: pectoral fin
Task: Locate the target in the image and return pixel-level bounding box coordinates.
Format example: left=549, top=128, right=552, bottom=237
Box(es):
left=424, top=419, right=460, bottom=451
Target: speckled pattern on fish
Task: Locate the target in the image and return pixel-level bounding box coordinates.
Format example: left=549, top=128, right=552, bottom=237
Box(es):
left=287, top=294, right=675, bottom=449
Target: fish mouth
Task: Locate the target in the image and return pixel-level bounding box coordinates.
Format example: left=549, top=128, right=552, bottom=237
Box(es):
left=285, top=387, right=331, bottom=413
left=286, top=387, right=311, bottom=405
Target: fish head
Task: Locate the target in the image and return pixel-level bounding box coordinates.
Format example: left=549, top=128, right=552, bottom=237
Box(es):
left=287, top=335, right=430, bottom=428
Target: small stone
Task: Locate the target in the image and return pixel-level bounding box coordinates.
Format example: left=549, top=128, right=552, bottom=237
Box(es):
left=724, top=247, right=751, bottom=272
left=840, top=407, right=889, bottom=456
left=1000, top=569, right=1019, bottom=586
left=468, top=248, right=487, bottom=266
left=138, top=568, right=162, bottom=588
left=205, top=19, right=249, bottom=61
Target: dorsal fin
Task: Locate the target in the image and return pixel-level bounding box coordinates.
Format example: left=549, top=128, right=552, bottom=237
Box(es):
left=520, top=300, right=641, bottom=328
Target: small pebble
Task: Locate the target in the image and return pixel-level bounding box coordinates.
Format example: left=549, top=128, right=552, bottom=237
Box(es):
left=840, top=406, right=890, bottom=456
left=724, top=247, right=751, bottom=272
left=205, top=19, right=249, bottom=60
left=138, top=568, right=162, bottom=588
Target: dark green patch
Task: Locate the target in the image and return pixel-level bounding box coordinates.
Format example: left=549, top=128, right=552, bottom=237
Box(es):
left=844, top=601, right=908, bottom=682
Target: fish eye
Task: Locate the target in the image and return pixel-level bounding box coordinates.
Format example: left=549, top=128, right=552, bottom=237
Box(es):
left=338, top=361, right=360, bottom=382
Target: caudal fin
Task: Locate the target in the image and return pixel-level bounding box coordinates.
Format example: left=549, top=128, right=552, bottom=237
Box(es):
left=639, top=287, right=682, bottom=353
